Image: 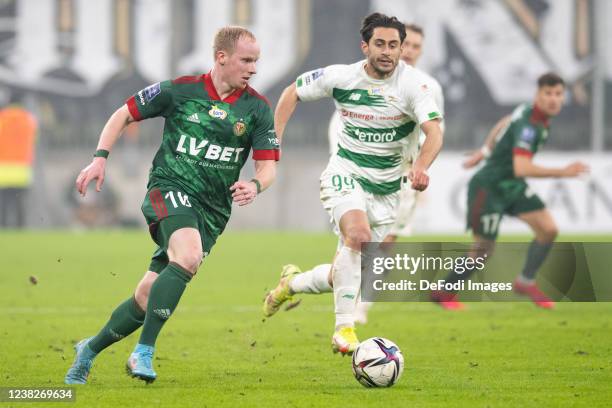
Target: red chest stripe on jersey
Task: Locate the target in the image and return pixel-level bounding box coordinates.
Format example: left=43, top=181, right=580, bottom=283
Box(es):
left=204, top=72, right=245, bottom=104
left=253, top=149, right=280, bottom=161
left=513, top=147, right=533, bottom=157
left=149, top=188, right=168, bottom=220
left=125, top=96, right=142, bottom=121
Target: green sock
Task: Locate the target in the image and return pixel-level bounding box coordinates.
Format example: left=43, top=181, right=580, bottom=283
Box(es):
left=521, top=240, right=553, bottom=281
left=139, top=262, right=192, bottom=347
left=88, top=296, right=145, bottom=353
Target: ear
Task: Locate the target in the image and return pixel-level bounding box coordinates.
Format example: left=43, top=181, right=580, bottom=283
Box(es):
left=216, top=50, right=227, bottom=65
left=360, top=40, right=368, bottom=57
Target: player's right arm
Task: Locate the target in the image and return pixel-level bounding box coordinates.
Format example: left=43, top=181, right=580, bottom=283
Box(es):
left=463, top=115, right=511, bottom=169
left=275, top=67, right=334, bottom=142
left=274, top=83, right=299, bottom=143
left=75, top=105, right=135, bottom=196
left=76, top=81, right=173, bottom=196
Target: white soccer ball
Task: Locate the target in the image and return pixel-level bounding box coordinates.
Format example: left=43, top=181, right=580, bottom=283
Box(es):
left=352, top=337, right=404, bottom=388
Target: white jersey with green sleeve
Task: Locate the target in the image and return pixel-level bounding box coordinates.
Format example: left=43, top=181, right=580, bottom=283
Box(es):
left=297, top=60, right=442, bottom=195
left=328, top=65, right=444, bottom=160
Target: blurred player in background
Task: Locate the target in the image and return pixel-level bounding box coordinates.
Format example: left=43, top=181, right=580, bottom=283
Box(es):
left=65, top=26, right=279, bottom=384
left=264, top=13, right=443, bottom=355
left=431, top=73, right=589, bottom=310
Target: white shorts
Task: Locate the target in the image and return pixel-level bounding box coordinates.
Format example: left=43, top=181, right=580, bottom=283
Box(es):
left=319, top=163, right=400, bottom=245
left=387, top=181, right=420, bottom=236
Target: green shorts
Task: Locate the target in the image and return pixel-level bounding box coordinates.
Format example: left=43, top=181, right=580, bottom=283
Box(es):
left=466, top=177, right=545, bottom=240
left=141, top=186, right=227, bottom=273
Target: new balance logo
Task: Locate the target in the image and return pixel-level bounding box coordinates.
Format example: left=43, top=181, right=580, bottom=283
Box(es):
left=186, top=113, right=200, bottom=123
left=342, top=294, right=355, bottom=299
left=153, top=308, right=172, bottom=319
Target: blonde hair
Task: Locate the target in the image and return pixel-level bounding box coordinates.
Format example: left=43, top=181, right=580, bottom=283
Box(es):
left=213, top=26, right=256, bottom=59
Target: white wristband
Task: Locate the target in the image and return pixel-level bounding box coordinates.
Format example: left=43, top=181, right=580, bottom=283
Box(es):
left=480, top=145, right=491, bottom=158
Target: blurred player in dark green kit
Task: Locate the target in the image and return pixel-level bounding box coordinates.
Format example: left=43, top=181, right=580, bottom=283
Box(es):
left=65, top=26, right=279, bottom=384
left=432, top=73, right=588, bottom=310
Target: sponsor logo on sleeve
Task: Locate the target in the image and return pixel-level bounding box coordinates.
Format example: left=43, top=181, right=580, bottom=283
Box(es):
left=311, top=69, right=324, bottom=80
left=520, top=126, right=536, bottom=143
left=143, top=82, right=161, bottom=102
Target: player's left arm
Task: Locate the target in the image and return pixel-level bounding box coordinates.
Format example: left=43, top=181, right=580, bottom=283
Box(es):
left=408, top=76, right=444, bottom=191
left=411, top=119, right=443, bottom=191
left=231, top=160, right=276, bottom=207
left=231, top=100, right=280, bottom=206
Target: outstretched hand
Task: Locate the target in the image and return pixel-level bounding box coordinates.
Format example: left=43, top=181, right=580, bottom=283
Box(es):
left=75, top=158, right=107, bottom=197
left=561, top=161, right=590, bottom=178
left=230, top=180, right=258, bottom=206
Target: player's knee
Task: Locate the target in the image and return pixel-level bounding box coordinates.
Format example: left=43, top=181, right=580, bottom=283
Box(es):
left=134, top=288, right=148, bottom=310
left=173, top=251, right=203, bottom=275
left=344, top=228, right=371, bottom=250
left=540, top=224, right=558, bottom=242
left=134, top=278, right=155, bottom=309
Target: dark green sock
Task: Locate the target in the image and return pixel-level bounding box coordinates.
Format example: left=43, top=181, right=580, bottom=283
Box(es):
left=88, top=296, right=146, bottom=353
left=139, top=262, right=192, bottom=347
left=521, top=240, right=553, bottom=280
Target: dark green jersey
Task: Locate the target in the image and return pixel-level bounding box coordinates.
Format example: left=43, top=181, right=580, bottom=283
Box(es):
left=126, top=73, right=279, bottom=220
left=474, top=103, right=550, bottom=188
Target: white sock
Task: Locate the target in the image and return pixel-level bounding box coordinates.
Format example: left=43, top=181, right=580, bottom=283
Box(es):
left=289, top=264, right=333, bottom=294
left=333, top=246, right=361, bottom=329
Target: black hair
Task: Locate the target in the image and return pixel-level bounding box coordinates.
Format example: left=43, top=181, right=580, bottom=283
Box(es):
left=360, top=13, right=406, bottom=44
left=537, top=72, right=565, bottom=88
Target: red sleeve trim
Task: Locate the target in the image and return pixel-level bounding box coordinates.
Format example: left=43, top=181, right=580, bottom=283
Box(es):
left=253, top=149, right=280, bottom=161
left=512, top=147, right=533, bottom=157
left=125, top=96, right=142, bottom=121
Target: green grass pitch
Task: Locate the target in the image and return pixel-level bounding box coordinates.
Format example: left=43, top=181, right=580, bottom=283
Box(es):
left=1, top=231, right=612, bottom=407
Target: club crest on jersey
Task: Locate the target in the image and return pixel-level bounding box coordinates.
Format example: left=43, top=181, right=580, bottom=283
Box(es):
left=233, top=121, right=247, bottom=137
left=208, top=105, right=227, bottom=120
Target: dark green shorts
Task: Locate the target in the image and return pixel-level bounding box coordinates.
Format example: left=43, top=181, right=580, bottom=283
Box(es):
left=141, top=187, right=227, bottom=273
left=466, top=178, right=545, bottom=240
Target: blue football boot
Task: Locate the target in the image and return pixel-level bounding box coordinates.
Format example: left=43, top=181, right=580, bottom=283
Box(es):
left=126, top=344, right=156, bottom=383
left=64, top=337, right=97, bottom=384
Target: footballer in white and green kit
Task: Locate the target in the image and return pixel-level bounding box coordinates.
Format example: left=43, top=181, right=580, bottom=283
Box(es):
left=263, top=13, right=443, bottom=355
left=301, top=59, right=441, bottom=242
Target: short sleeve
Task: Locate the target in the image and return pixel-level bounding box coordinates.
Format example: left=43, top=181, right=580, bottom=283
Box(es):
left=409, top=82, right=443, bottom=125
left=512, top=124, right=538, bottom=157
left=251, top=103, right=280, bottom=161
left=295, top=67, right=332, bottom=102
left=125, top=80, right=173, bottom=121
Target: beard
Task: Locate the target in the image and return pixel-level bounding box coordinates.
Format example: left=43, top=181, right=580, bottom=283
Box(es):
left=369, top=57, right=397, bottom=78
